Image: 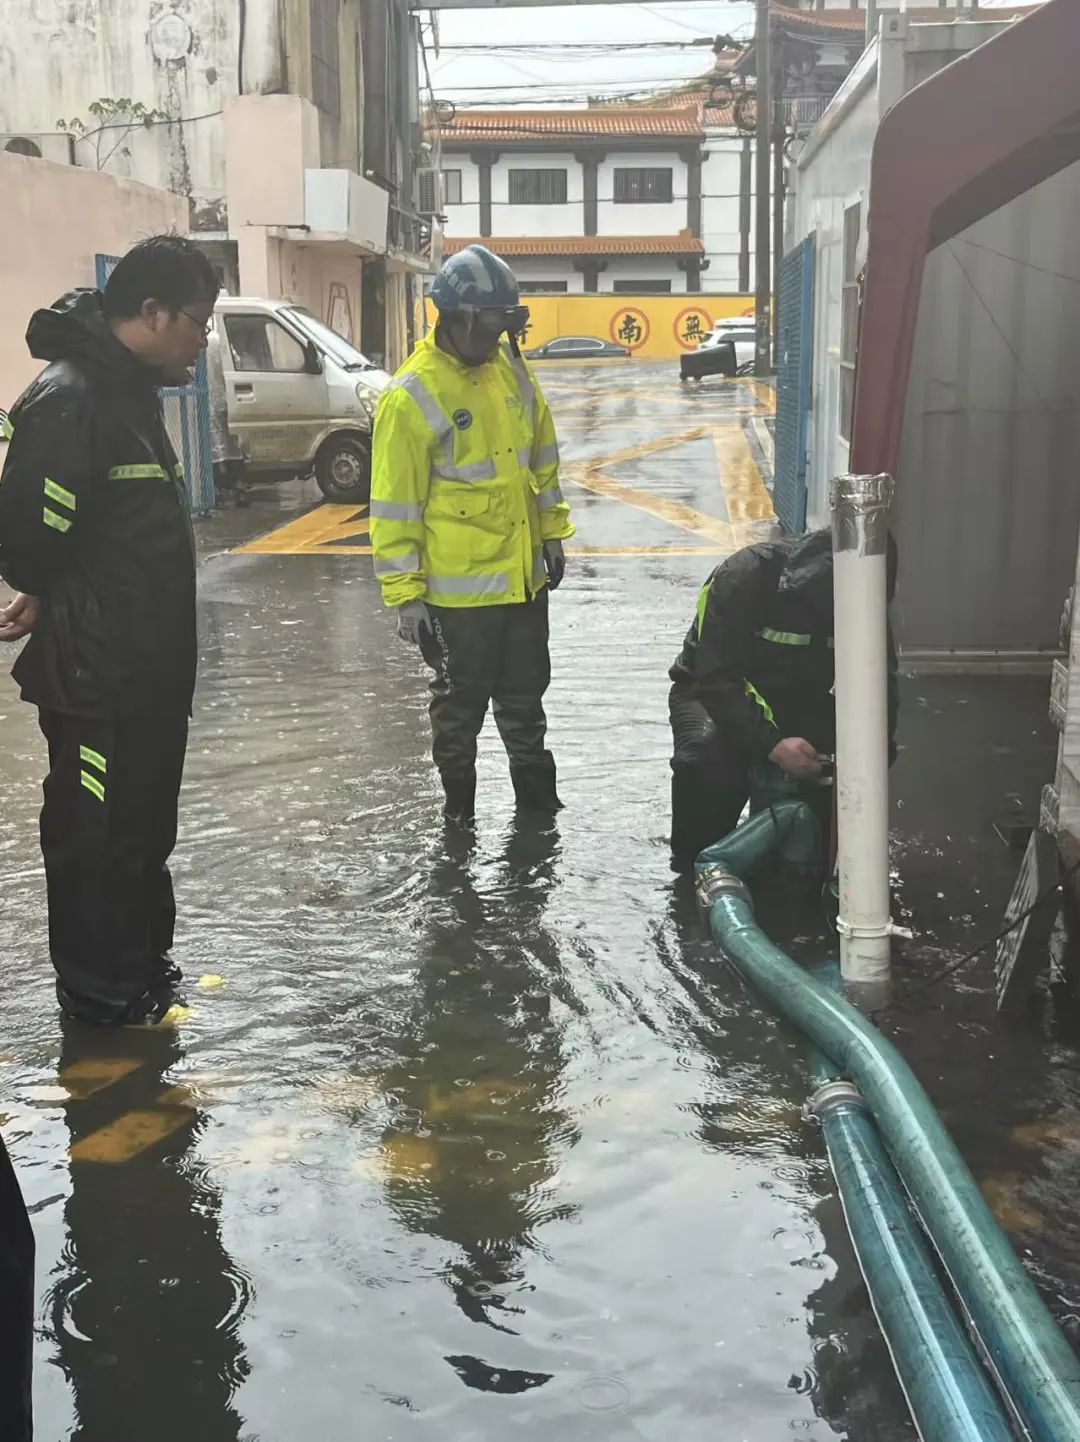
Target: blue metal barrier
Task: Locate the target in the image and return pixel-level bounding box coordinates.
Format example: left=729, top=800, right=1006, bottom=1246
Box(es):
left=773, top=235, right=815, bottom=534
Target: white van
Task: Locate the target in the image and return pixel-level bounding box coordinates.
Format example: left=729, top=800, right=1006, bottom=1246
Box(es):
left=212, top=297, right=391, bottom=503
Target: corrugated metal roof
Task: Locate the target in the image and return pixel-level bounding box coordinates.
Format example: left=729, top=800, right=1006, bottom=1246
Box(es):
left=443, top=235, right=705, bottom=257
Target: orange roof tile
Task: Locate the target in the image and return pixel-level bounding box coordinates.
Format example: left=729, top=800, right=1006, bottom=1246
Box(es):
left=436, top=107, right=705, bottom=145
left=443, top=235, right=705, bottom=258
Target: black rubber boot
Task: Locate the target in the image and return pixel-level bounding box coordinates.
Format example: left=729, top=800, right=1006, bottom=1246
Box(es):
left=441, top=768, right=477, bottom=826
left=510, top=755, right=563, bottom=812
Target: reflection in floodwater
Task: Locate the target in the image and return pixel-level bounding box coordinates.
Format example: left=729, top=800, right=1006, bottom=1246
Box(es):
left=48, top=1025, right=249, bottom=1440
left=655, top=878, right=914, bottom=1438
left=380, top=819, right=576, bottom=1397
left=5, top=365, right=1072, bottom=1439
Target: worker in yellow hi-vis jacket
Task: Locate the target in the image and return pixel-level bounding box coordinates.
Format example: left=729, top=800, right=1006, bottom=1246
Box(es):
left=370, top=245, right=574, bottom=824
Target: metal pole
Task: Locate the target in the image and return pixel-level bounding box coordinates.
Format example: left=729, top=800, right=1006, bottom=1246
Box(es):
left=831, top=473, right=893, bottom=981
left=771, top=72, right=785, bottom=369
left=754, top=0, right=772, bottom=376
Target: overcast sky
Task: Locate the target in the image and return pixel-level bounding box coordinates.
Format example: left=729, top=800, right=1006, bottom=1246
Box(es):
left=423, top=0, right=1025, bottom=107
left=424, top=3, right=757, bottom=108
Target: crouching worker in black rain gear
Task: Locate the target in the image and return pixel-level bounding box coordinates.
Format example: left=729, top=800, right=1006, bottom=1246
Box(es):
left=668, top=529, right=898, bottom=869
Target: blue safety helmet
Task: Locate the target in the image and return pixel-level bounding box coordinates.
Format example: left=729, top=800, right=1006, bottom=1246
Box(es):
left=429, top=245, right=529, bottom=337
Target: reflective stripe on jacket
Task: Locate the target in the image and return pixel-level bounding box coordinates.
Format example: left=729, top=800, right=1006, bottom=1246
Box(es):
left=0, top=290, right=196, bottom=717
left=670, top=531, right=898, bottom=761
left=369, top=332, right=574, bottom=609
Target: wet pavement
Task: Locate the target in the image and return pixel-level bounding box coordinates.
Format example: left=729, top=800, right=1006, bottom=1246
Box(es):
left=2, top=361, right=1079, bottom=1440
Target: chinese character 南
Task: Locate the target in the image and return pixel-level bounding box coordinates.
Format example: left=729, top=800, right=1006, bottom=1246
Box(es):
left=617, top=312, right=643, bottom=345
left=682, top=314, right=704, bottom=343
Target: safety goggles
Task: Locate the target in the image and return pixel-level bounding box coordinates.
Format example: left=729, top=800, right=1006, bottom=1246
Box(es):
left=466, top=305, right=530, bottom=340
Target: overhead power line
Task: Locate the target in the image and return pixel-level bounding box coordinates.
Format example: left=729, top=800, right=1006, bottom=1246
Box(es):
left=434, top=77, right=722, bottom=90
left=436, top=38, right=717, bottom=50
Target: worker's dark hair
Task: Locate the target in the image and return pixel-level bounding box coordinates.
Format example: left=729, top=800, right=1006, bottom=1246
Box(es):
left=103, top=235, right=219, bottom=320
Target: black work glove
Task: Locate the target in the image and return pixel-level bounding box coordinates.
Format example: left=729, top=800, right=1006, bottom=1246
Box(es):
left=543, top=540, right=565, bottom=590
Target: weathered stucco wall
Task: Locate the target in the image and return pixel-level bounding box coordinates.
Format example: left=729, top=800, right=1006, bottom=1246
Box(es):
left=281, top=0, right=365, bottom=174
left=0, top=151, right=187, bottom=411
left=0, top=0, right=364, bottom=230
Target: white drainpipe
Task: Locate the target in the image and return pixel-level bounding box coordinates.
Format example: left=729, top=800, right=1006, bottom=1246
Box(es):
left=831, top=473, right=894, bottom=982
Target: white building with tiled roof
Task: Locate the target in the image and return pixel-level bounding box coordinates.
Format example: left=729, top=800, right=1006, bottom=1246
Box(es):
left=422, top=100, right=757, bottom=296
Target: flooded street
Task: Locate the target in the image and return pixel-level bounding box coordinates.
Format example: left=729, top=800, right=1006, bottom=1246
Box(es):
left=3, top=363, right=1078, bottom=1441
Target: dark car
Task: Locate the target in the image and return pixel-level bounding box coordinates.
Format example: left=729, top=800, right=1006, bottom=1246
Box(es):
left=525, top=336, right=631, bottom=361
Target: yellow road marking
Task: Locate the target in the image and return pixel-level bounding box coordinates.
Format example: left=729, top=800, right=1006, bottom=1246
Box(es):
left=565, top=464, right=734, bottom=548
left=70, top=1091, right=196, bottom=1163
left=551, top=387, right=773, bottom=420
left=231, top=403, right=774, bottom=557
left=60, top=1057, right=144, bottom=1099
left=573, top=424, right=714, bottom=469
left=713, top=426, right=774, bottom=524
left=563, top=425, right=738, bottom=545
left=234, top=503, right=369, bottom=555
left=741, top=379, right=777, bottom=411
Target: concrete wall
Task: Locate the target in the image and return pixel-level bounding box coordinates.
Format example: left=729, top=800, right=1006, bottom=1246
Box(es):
left=788, top=15, right=1080, bottom=655
left=280, top=0, right=365, bottom=175
left=226, top=96, right=320, bottom=229
left=440, top=155, right=482, bottom=238
left=513, top=262, right=586, bottom=293
left=702, top=135, right=751, bottom=292
left=597, top=150, right=687, bottom=237
left=277, top=241, right=364, bottom=346
left=0, top=0, right=366, bottom=231
left=491, top=152, right=584, bottom=238
left=0, top=151, right=187, bottom=411
left=597, top=256, right=688, bottom=292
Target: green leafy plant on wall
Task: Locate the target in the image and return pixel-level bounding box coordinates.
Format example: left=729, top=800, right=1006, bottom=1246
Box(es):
left=57, top=98, right=170, bottom=172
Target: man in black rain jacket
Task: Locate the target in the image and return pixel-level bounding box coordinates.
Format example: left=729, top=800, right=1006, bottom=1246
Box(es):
left=668, top=528, right=898, bottom=867
left=0, top=236, right=219, bottom=1023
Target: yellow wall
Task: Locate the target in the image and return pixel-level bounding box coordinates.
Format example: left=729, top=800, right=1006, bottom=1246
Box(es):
left=423, top=293, right=753, bottom=359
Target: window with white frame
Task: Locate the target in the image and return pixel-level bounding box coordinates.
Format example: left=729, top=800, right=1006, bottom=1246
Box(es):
left=508, top=169, right=568, bottom=205
left=839, top=201, right=861, bottom=444
left=613, top=168, right=674, bottom=204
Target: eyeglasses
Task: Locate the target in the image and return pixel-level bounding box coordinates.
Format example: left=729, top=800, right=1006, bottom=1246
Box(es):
left=180, top=309, right=214, bottom=338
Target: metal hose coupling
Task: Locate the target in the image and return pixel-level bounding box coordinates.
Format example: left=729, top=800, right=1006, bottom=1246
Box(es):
left=695, top=864, right=752, bottom=913
left=804, top=1078, right=867, bottom=1126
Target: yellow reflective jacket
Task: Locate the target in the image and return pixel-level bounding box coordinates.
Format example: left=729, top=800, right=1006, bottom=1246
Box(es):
left=370, top=332, right=574, bottom=609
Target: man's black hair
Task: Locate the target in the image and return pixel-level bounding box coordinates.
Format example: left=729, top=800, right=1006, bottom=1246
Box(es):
left=103, top=234, right=219, bottom=321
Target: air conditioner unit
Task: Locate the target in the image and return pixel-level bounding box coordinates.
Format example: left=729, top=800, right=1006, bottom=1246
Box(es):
left=0, top=132, right=75, bottom=165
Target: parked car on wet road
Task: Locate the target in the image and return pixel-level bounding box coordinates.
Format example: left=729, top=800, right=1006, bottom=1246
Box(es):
left=680, top=317, right=756, bottom=381
left=525, top=335, right=631, bottom=361
left=699, top=317, right=756, bottom=369
left=213, top=297, right=391, bottom=504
